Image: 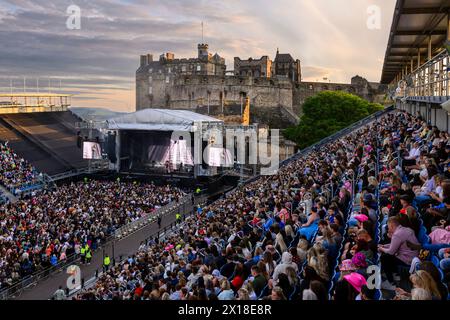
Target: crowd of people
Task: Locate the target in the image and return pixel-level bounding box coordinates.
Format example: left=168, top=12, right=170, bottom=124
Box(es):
left=74, top=110, right=449, bottom=301
left=70, top=111, right=392, bottom=300
left=0, top=179, right=185, bottom=291
left=0, top=142, right=42, bottom=195
left=2, top=109, right=449, bottom=301
left=374, top=111, right=450, bottom=300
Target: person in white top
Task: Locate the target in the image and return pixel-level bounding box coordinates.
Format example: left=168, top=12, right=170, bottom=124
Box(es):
left=405, top=142, right=421, bottom=161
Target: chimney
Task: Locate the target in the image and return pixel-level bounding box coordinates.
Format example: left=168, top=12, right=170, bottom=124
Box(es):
left=147, top=54, right=153, bottom=63
left=140, top=55, right=148, bottom=67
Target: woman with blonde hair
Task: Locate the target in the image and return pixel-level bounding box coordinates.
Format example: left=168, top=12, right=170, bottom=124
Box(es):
left=241, top=281, right=257, bottom=300
left=218, top=279, right=235, bottom=300
left=307, top=244, right=330, bottom=281
left=411, top=288, right=432, bottom=300
left=275, top=230, right=288, bottom=253
left=368, top=176, right=379, bottom=189
left=297, top=239, right=309, bottom=264
left=285, top=266, right=299, bottom=287
left=284, top=225, right=295, bottom=244
left=395, top=270, right=441, bottom=300
left=237, top=288, right=250, bottom=300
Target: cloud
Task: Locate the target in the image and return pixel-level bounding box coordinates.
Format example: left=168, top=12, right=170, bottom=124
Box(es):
left=0, top=0, right=395, bottom=111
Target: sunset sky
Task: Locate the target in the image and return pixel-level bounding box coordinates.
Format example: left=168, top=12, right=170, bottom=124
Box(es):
left=0, top=0, right=396, bottom=112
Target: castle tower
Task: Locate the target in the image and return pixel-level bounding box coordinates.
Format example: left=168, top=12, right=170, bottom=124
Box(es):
left=198, top=43, right=209, bottom=60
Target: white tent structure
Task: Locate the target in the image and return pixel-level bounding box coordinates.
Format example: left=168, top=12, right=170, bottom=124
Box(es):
left=103, top=109, right=226, bottom=176
left=105, top=108, right=223, bottom=132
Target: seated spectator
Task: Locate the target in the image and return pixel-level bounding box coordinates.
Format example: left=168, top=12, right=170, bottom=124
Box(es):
left=378, top=216, right=420, bottom=290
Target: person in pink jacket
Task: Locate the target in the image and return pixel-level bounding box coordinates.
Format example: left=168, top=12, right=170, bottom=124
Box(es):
left=378, top=216, right=420, bottom=290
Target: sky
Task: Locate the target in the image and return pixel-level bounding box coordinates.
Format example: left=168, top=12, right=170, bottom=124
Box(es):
left=0, top=0, right=396, bottom=112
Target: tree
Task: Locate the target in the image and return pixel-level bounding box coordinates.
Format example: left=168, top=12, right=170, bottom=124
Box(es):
left=284, top=91, right=383, bottom=149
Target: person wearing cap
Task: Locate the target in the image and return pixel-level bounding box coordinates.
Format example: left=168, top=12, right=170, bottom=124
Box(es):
left=334, top=273, right=365, bottom=301
left=339, top=259, right=357, bottom=278
left=344, top=272, right=367, bottom=298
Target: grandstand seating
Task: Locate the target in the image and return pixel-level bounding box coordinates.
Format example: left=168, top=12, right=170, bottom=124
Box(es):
left=0, top=111, right=86, bottom=175
left=74, top=108, right=395, bottom=301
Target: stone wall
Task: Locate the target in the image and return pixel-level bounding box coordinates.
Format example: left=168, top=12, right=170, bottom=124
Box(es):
left=137, top=74, right=293, bottom=111
left=136, top=69, right=387, bottom=129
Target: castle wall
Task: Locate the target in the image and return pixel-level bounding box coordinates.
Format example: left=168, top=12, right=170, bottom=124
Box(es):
left=136, top=48, right=387, bottom=128
left=137, top=74, right=293, bottom=111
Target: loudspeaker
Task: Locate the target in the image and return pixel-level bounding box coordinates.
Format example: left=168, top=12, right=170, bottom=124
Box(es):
left=106, top=133, right=117, bottom=163
left=76, top=134, right=82, bottom=149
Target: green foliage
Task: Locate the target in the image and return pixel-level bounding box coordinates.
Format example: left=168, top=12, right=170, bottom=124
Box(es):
left=284, top=91, right=383, bottom=149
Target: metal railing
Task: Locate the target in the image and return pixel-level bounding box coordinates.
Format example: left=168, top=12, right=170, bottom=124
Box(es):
left=66, top=194, right=208, bottom=299
left=0, top=194, right=193, bottom=300
left=49, top=162, right=110, bottom=182
left=396, top=49, right=449, bottom=101
left=114, top=195, right=191, bottom=240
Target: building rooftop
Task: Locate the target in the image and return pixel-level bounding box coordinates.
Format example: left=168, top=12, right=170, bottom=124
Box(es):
left=380, top=0, right=449, bottom=84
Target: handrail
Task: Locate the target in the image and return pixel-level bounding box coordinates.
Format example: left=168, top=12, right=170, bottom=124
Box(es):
left=396, top=49, right=449, bottom=99
left=114, top=195, right=191, bottom=240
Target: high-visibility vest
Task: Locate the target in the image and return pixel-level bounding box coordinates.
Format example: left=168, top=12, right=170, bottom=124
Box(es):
left=103, top=256, right=111, bottom=266
left=80, top=247, right=86, bottom=255
left=176, top=213, right=181, bottom=220
left=196, top=188, right=201, bottom=194
left=86, top=249, right=92, bottom=259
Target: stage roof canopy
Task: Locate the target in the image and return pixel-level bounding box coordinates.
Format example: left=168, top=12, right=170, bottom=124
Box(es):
left=105, top=108, right=223, bottom=131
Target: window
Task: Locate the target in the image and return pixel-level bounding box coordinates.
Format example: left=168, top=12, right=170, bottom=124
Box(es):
left=148, top=86, right=153, bottom=94
left=148, top=76, right=152, bottom=83
left=182, top=66, right=186, bottom=72
left=165, top=76, right=170, bottom=83
left=197, top=65, right=201, bottom=71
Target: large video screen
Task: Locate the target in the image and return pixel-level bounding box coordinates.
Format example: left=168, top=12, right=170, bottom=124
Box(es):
left=83, top=142, right=102, bottom=160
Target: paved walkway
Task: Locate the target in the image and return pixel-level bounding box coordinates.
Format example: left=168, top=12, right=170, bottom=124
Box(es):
left=13, top=200, right=196, bottom=300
